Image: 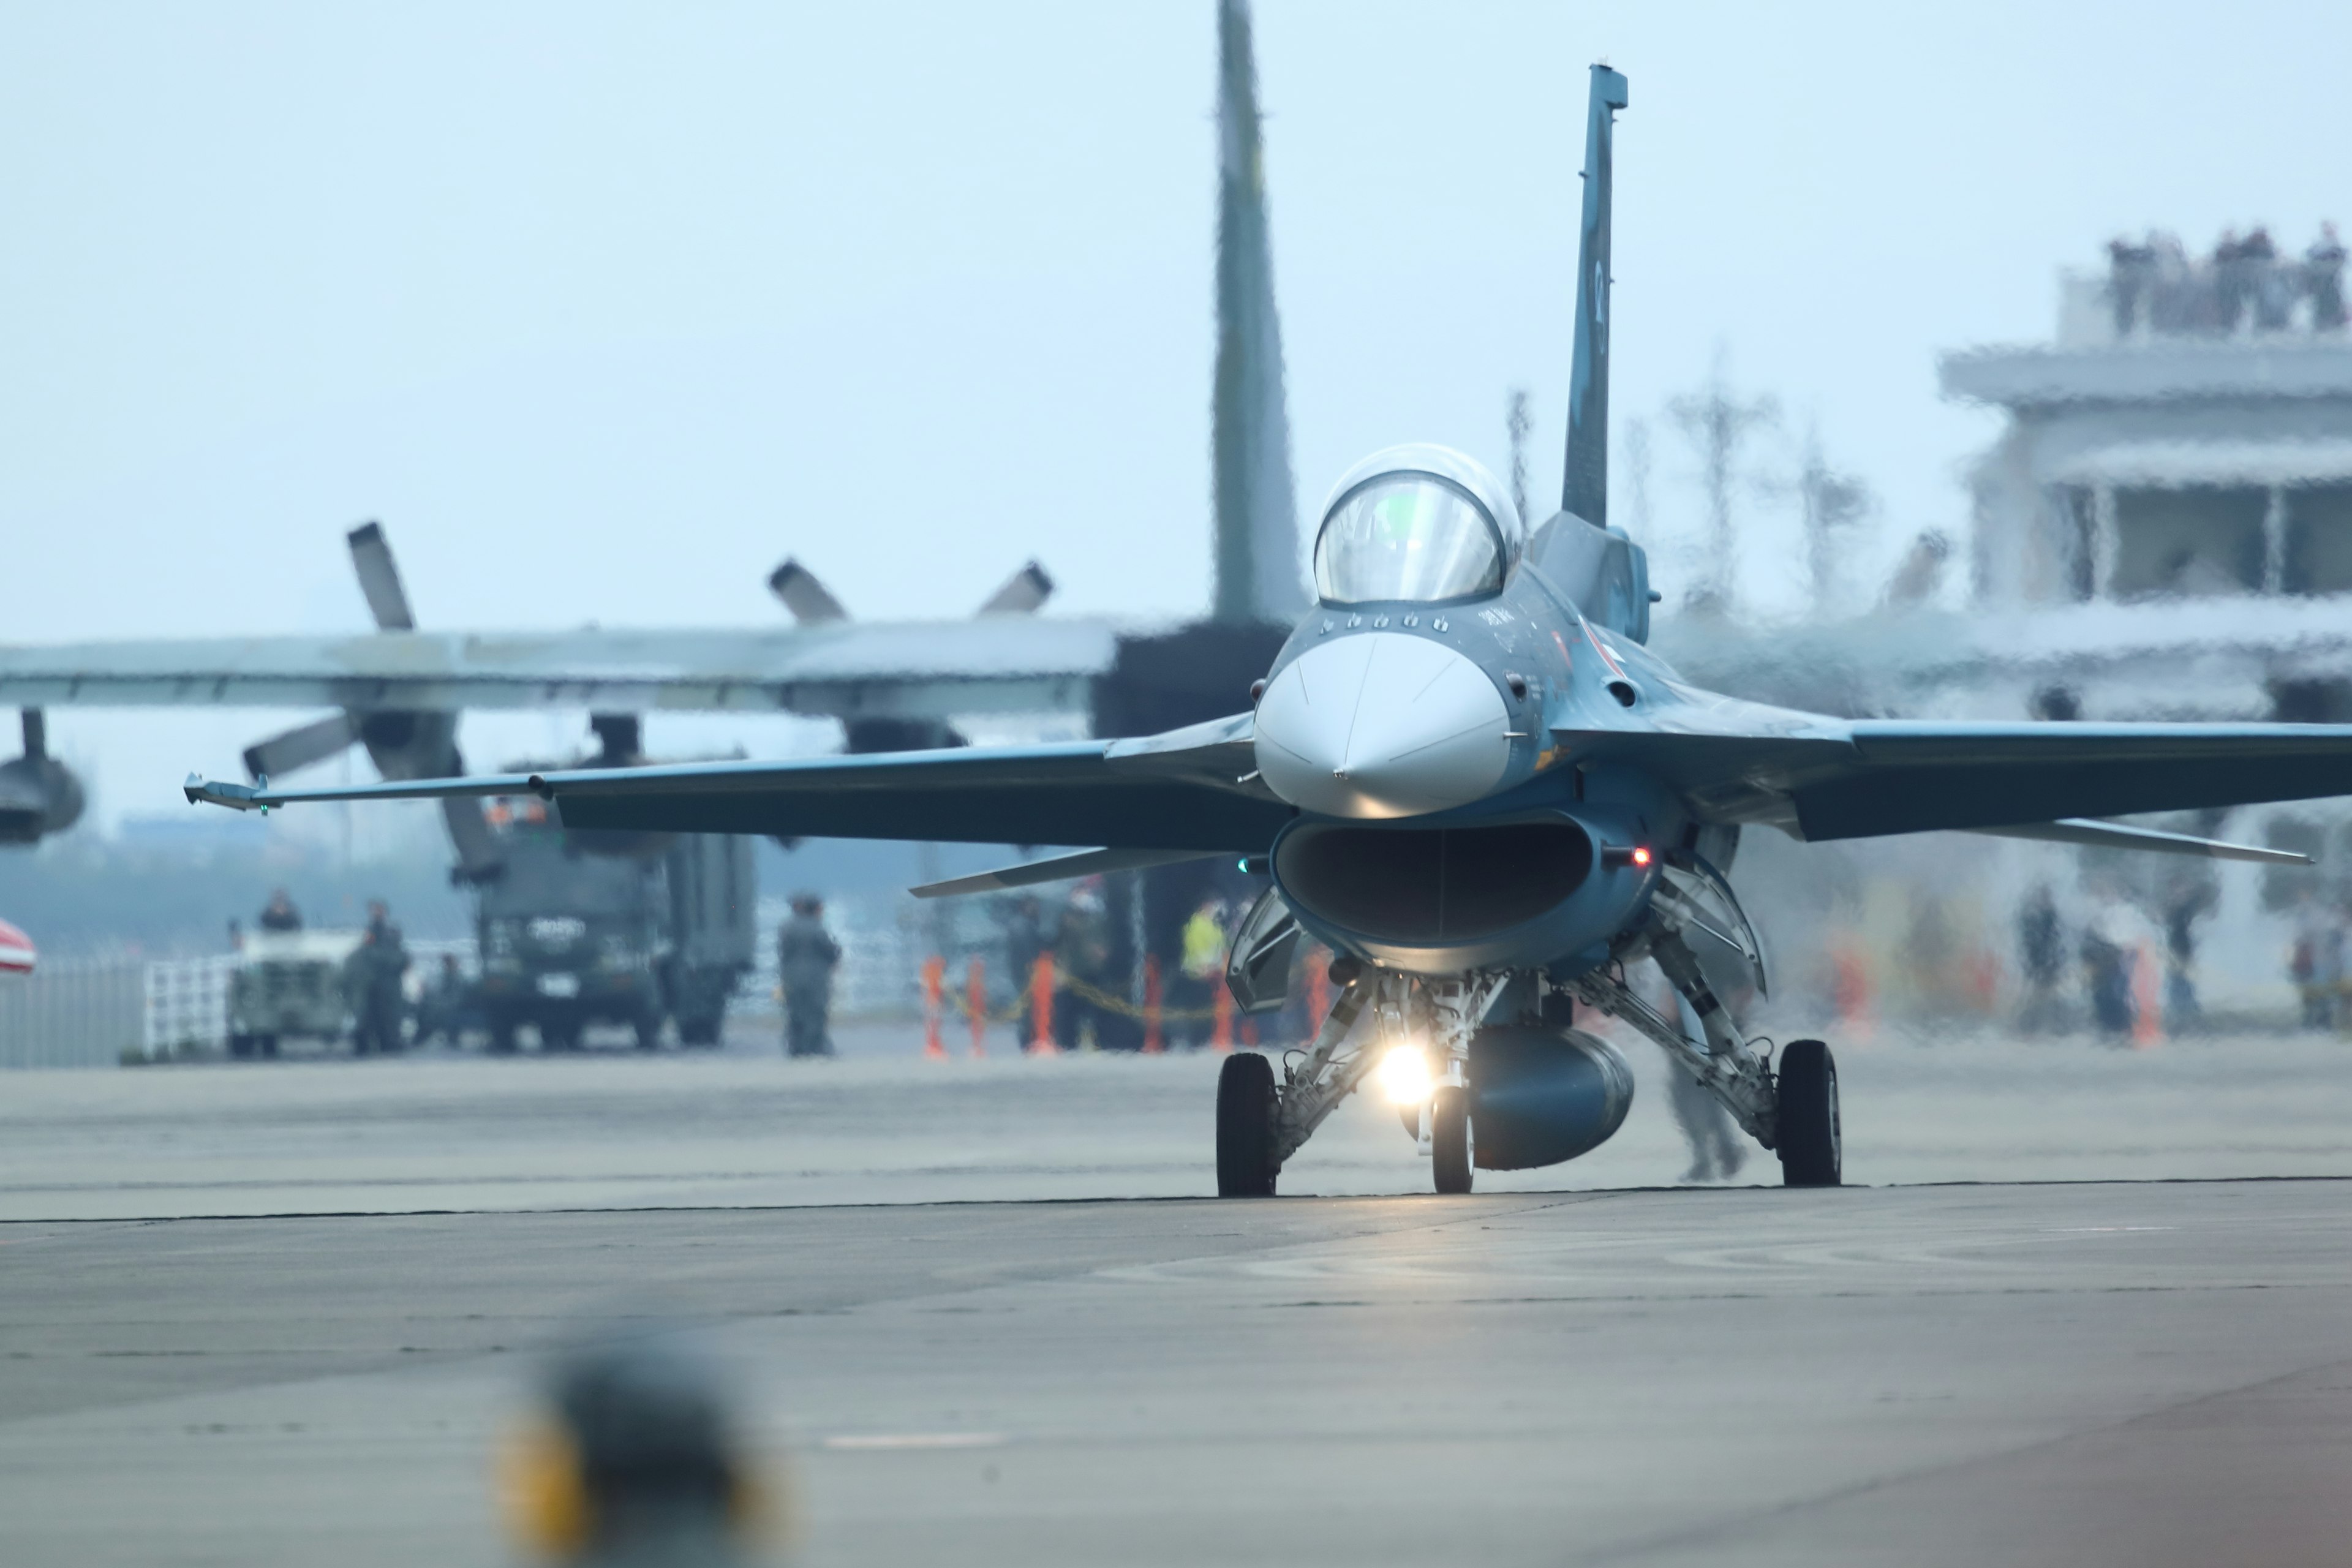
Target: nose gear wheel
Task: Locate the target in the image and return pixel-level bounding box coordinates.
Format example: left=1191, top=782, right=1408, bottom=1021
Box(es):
left=1430, top=1085, right=1474, bottom=1194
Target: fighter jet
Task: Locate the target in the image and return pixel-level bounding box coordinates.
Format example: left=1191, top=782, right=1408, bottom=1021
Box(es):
left=192, top=66, right=2352, bottom=1197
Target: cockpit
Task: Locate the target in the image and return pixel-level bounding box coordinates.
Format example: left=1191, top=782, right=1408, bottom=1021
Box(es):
left=1311, top=447, right=1523, bottom=606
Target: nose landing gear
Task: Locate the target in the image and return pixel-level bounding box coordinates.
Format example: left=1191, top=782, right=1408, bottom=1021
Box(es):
left=1430, top=1085, right=1474, bottom=1194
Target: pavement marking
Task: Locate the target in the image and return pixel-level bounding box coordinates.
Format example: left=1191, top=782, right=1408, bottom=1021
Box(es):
left=820, top=1432, right=1008, bottom=1451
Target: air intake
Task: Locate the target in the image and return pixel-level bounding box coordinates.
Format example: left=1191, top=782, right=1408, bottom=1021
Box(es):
left=1270, top=818, right=1594, bottom=944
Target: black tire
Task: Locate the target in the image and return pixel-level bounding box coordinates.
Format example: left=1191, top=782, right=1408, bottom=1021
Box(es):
left=1215, top=1052, right=1278, bottom=1197
left=631, top=1008, right=664, bottom=1052
left=1431, top=1085, right=1474, bottom=1194
left=1776, top=1039, right=1842, bottom=1187
left=228, top=1033, right=252, bottom=1060
left=486, top=1019, right=519, bottom=1056
left=258, top=1034, right=279, bottom=1060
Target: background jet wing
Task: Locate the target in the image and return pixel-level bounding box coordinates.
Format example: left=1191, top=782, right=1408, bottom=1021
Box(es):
left=0, top=619, right=1116, bottom=720
left=190, top=714, right=1289, bottom=853
left=1560, top=718, right=2352, bottom=843
left=1657, top=597, right=2352, bottom=722
left=1806, top=721, right=2352, bottom=840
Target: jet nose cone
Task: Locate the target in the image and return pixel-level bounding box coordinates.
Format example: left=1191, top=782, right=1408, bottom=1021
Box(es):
left=1254, top=633, right=1514, bottom=818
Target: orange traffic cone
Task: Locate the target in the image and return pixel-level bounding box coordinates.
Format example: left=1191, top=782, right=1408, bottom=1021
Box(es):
left=966, top=956, right=987, bottom=1059
left=921, top=955, right=948, bottom=1060
left=1028, top=955, right=1058, bottom=1055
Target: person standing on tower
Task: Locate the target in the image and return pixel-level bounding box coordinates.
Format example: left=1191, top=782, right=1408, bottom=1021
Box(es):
left=2309, top=222, right=2347, bottom=331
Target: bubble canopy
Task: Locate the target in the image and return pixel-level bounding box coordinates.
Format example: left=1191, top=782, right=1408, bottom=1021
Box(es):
left=1313, top=472, right=1509, bottom=606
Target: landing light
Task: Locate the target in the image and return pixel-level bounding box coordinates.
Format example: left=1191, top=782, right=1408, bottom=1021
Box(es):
left=1632, top=846, right=1651, bottom=867
left=1376, top=1044, right=1436, bottom=1106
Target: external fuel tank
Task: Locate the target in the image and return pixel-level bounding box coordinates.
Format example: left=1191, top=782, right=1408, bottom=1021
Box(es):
left=1470, top=1025, right=1635, bottom=1170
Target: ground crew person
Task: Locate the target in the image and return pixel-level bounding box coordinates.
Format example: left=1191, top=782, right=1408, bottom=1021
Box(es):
left=777, top=894, right=841, bottom=1058
left=1177, top=898, right=1229, bottom=1049
left=415, top=953, right=470, bottom=1047
left=346, top=899, right=409, bottom=1055
left=1003, top=895, right=1050, bottom=1048
left=257, top=888, right=303, bottom=932
left=1053, top=882, right=1113, bottom=1050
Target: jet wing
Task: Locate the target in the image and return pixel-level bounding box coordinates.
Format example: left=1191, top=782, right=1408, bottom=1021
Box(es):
left=1559, top=718, right=2352, bottom=842
left=189, top=713, right=1288, bottom=853
left=0, top=619, right=1118, bottom=722
left=1654, top=597, right=2352, bottom=722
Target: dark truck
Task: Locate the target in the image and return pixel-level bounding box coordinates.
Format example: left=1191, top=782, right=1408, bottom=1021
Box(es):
left=473, top=821, right=755, bottom=1051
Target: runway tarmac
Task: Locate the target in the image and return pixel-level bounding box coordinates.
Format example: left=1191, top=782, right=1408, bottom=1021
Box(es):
left=4, top=1025, right=2352, bottom=1218
left=1, top=1031, right=2349, bottom=1565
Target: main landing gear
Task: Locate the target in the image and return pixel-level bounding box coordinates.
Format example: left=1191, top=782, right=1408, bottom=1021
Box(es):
left=1215, top=1052, right=1280, bottom=1197
left=1570, top=923, right=1842, bottom=1189
left=1215, top=965, right=1501, bottom=1199
left=1773, top=1038, right=1841, bottom=1187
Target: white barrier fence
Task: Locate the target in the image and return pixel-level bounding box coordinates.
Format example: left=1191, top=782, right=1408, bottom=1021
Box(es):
left=0, top=940, right=489, bottom=1068
left=0, top=919, right=948, bottom=1067
left=145, top=956, right=236, bottom=1057
left=0, top=959, right=145, bottom=1068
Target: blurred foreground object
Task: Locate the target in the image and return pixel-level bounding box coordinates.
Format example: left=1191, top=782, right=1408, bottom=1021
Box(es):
left=502, top=1340, right=780, bottom=1567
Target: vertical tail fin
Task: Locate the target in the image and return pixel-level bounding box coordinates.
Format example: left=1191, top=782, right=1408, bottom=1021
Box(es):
left=1210, top=0, right=1303, bottom=626
left=1561, top=64, right=1629, bottom=528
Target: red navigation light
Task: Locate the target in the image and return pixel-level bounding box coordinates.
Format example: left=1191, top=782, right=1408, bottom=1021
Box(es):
left=1631, top=846, right=1652, bottom=867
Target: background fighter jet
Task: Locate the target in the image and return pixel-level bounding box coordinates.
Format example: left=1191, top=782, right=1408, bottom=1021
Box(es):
left=194, top=64, right=2352, bottom=1199
left=0, top=0, right=1306, bottom=874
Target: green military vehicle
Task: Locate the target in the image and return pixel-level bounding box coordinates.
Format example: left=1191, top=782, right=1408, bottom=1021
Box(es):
left=227, top=929, right=364, bottom=1058
left=472, top=819, right=755, bottom=1052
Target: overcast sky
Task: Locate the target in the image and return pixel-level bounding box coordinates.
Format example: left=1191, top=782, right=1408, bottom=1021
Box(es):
left=5, top=1, right=2348, bottom=824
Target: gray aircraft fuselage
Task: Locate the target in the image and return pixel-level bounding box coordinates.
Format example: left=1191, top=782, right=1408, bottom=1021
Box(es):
left=1251, top=527, right=1690, bottom=978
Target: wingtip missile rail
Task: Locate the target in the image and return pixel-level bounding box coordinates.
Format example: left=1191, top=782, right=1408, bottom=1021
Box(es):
left=186, top=768, right=556, bottom=812
left=185, top=774, right=267, bottom=813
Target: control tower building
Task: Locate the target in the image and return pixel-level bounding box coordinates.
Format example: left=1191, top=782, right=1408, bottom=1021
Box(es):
left=1926, top=242, right=2352, bottom=1019
left=1942, top=244, right=2352, bottom=723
